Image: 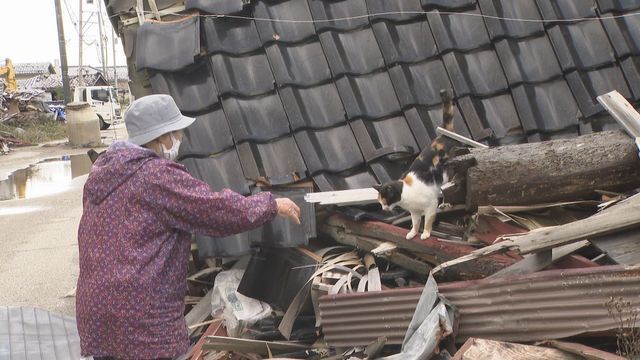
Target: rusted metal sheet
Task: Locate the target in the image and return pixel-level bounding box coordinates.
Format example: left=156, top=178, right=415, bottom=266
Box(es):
left=319, top=266, right=640, bottom=346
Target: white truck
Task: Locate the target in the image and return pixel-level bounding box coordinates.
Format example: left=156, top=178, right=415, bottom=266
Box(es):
left=73, top=86, right=122, bottom=130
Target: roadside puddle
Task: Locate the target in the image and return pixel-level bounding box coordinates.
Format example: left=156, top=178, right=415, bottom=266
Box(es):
left=0, top=154, right=92, bottom=201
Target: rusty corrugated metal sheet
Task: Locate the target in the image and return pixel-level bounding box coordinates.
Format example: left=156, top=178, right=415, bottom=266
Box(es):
left=319, top=266, right=640, bottom=346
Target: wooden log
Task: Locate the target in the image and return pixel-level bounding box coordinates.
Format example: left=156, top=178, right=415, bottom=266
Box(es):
left=443, top=130, right=640, bottom=209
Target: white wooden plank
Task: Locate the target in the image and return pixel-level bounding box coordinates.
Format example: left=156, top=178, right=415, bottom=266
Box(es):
left=597, top=90, right=640, bottom=137
left=436, top=127, right=489, bottom=149
left=304, top=188, right=379, bottom=206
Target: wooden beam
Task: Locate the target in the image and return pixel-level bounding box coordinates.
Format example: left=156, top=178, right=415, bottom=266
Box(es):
left=597, top=90, right=640, bottom=137
left=452, top=338, right=582, bottom=360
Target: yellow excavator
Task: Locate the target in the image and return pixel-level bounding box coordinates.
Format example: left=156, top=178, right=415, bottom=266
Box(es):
left=0, top=58, right=17, bottom=93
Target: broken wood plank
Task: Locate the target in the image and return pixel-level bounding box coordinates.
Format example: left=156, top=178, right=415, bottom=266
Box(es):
left=433, top=195, right=640, bottom=273
left=202, top=336, right=309, bottom=356
left=185, top=291, right=212, bottom=337
left=597, top=90, right=640, bottom=137
left=589, top=227, right=640, bottom=266
left=322, top=215, right=519, bottom=280
left=539, top=340, right=627, bottom=360
left=488, top=241, right=589, bottom=279
left=444, top=130, right=640, bottom=209
left=304, top=188, right=378, bottom=206
left=452, top=338, right=582, bottom=360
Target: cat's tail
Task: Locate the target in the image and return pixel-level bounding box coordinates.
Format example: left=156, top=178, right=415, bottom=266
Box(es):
left=440, top=89, right=454, bottom=132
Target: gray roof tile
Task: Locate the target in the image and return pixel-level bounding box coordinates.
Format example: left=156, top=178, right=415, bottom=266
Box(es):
left=237, top=137, right=308, bottom=184
left=512, top=79, right=581, bottom=131
left=308, top=0, right=369, bottom=32
left=180, top=107, right=234, bottom=157
left=320, top=27, right=384, bottom=76
left=404, top=104, right=471, bottom=149
left=351, top=116, right=419, bottom=162
left=479, top=0, right=544, bottom=39
left=210, top=53, right=274, bottom=96
left=135, top=16, right=200, bottom=71
left=372, top=19, right=438, bottom=64
left=254, top=0, right=316, bottom=43
left=566, top=65, right=634, bottom=117
left=222, top=93, right=291, bottom=142
left=597, top=0, right=640, bottom=12
left=389, top=59, right=452, bottom=107
left=313, top=170, right=378, bottom=192
left=495, top=35, right=562, bottom=85
left=149, top=61, right=219, bottom=113
left=295, top=125, right=364, bottom=174
left=280, top=83, right=347, bottom=131
left=266, top=40, right=331, bottom=86
left=547, top=21, right=616, bottom=71
left=444, top=49, right=508, bottom=97
left=621, top=56, right=640, bottom=100
left=601, top=12, right=640, bottom=57
left=203, top=17, right=261, bottom=55
left=421, top=0, right=477, bottom=10
left=185, top=0, right=245, bottom=14
left=428, top=7, right=491, bottom=52
left=536, top=0, right=598, bottom=21
left=366, top=0, right=424, bottom=22
left=336, top=71, right=402, bottom=119
left=458, top=94, right=524, bottom=140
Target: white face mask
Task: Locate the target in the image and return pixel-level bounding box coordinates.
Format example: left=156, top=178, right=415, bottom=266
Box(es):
left=160, top=133, right=181, bottom=161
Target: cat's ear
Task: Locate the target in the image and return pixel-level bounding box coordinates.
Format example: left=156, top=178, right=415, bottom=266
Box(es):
left=372, top=184, right=382, bottom=192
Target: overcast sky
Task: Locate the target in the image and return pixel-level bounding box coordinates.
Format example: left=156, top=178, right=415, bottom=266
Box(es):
left=1, top=0, right=127, bottom=67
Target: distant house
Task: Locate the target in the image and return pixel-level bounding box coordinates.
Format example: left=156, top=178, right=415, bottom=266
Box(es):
left=13, top=62, right=56, bottom=82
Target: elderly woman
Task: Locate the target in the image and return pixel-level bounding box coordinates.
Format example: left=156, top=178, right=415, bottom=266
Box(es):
left=76, top=95, right=300, bottom=359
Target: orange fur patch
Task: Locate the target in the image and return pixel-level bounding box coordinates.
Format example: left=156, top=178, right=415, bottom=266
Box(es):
left=432, top=156, right=440, bottom=166
left=403, top=175, right=414, bottom=186
left=435, top=141, right=445, bottom=151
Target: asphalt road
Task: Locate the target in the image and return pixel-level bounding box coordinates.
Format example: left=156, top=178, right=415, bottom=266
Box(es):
left=0, top=123, right=127, bottom=317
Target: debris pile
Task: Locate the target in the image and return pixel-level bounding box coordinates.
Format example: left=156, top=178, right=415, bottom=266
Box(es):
left=179, top=99, right=640, bottom=359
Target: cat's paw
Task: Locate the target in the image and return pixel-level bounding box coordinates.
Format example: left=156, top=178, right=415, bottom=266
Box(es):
left=406, top=230, right=418, bottom=240
left=420, top=231, right=430, bottom=240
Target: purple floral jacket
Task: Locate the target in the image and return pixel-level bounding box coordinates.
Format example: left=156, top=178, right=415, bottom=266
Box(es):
left=76, top=141, right=277, bottom=359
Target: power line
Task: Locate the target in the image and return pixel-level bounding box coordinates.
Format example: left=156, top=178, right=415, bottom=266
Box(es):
left=120, top=9, right=640, bottom=24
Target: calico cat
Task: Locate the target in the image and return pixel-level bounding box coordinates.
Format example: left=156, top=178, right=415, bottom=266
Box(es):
left=373, top=89, right=456, bottom=240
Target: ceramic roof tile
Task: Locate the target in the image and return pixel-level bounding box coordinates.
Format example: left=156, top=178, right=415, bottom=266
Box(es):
left=280, top=83, right=347, bottom=131
left=566, top=66, right=634, bottom=117
left=148, top=61, right=219, bottom=113
left=580, top=114, right=621, bottom=134
left=350, top=117, right=419, bottom=163
left=421, top=0, right=477, bottom=10
left=180, top=107, right=234, bottom=157
left=372, top=19, right=438, bottom=64
left=181, top=150, right=250, bottom=195
left=495, top=35, right=562, bottom=85
left=443, top=49, right=508, bottom=97
left=526, top=127, right=580, bottom=142
left=185, top=0, right=245, bottom=14
left=295, top=125, right=364, bottom=174
left=313, top=170, right=378, bottom=192
left=547, top=21, right=616, bottom=71
left=194, top=233, right=254, bottom=257
left=320, top=27, right=384, bottom=76
left=478, top=0, right=544, bottom=39
left=210, top=53, right=275, bottom=96
left=427, top=7, right=491, bottom=52
left=308, top=0, right=369, bottom=32
left=621, top=56, right=640, bottom=100
left=259, top=187, right=314, bottom=247
left=512, top=79, right=581, bottom=132
left=366, top=0, right=424, bottom=22
left=389, top=59, right=452, bottom=107
left=536, top=0, right=598, bottom=21
left=597, top=0, right=640, bottom=12
left=236, top=138, right=308, bottom=184
left=336, top=72, right=402, bottom=119
left=601, top=13, right=640, bottom=57
left=203, top=17, right=262, bottom=55
left=221, top=93, right=291, bottom=142
left=404, top=104, right=471, bottom=149
left=458, top=94, right=524, bottom=140
left=254, top=0, right=316, bottom=43
left=135, top=16, right=200, bottom=71
left=265, top=41, right=331, bottom=86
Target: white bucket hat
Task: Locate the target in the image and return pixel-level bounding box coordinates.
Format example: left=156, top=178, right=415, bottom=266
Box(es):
left=124, top=94, right=195, bottom=146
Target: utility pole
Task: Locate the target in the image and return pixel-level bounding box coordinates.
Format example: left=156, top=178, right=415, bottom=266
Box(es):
left=78, top=0, right=84, bottom=86
left=112, top=28, right=117, bottom=90
left=97, top=0, right=107, bottom=75
left=54, top=0, right=72, bottom=104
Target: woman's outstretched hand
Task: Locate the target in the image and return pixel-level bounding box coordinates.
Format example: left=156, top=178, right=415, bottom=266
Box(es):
left=275, top=198, right=301, bottom=224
